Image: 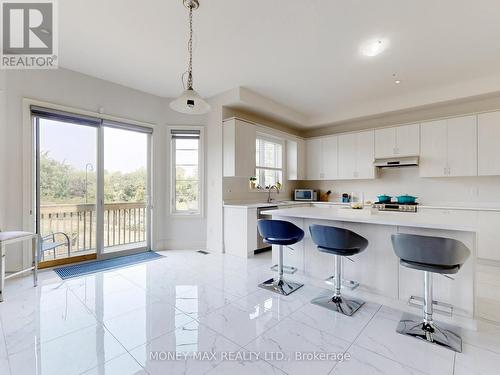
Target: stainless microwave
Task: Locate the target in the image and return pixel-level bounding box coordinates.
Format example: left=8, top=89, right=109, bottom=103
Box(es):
left=294, top=189, right=318, bottom=201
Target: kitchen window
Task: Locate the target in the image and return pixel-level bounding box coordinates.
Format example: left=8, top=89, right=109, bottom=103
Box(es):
left=170, top=128, right=203, bottom=215
left=255, top=135, right=283, bottom=188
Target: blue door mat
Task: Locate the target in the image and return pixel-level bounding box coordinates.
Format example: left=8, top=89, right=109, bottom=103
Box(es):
left=54, top=251, right=164, bottom=279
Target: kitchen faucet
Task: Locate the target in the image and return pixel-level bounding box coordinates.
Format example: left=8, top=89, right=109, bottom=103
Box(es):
left=267, top=184, right=280, bottom=203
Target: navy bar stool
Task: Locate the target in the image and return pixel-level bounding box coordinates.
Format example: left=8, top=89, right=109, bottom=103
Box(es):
left=392, top=233, right=470, bottom=352
left=309, top=224, right=369, bottom=316
left=257, top=219, right=304, bottom=296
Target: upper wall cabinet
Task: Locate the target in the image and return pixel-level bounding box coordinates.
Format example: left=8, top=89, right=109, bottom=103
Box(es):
left=420, top=115, right=477, bottom=177
left=305, top=136, right=339, bottom=180
left=478, top=111, right=500, bottom=176
left=338, top=130, right=375, bottom=179
left=287, top=138, right=306, bottom=180
left=375, top=124, right=420, bottom=158
left=223, top=118, right=256, bottom=177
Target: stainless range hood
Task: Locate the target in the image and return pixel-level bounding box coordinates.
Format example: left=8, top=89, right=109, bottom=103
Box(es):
left=374, top=156, right=419, bottom=168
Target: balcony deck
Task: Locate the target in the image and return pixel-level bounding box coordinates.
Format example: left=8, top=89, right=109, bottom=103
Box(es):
left=40, top=202, right=147, bottom=261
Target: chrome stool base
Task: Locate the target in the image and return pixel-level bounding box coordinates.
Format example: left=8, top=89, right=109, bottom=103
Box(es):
left=396, top=312, right=463, bottom=353
left=258, top=277, right=303, bottom=296
left=311, top=295, right=365, bottom=316
left=270, top=264, right=298, bottom=274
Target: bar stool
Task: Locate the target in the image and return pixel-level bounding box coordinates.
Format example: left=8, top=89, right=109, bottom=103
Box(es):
left=309, top=224, right=368, bottom=316
left=257, top=219, right=304, bottom=296
left=391, top=233, right=470, bottom=353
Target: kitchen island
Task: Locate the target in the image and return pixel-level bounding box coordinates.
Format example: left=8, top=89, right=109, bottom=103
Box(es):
left=262, top=206, right=477, bottom=320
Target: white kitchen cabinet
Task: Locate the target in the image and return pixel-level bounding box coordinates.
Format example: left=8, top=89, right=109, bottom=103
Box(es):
left=375, top=124, right=420, bottom=158
left=447, top=116, right=477, bottom=176
left=478, top=111, right=500, bottom=176
left=321, top=136, right=338, bottom=179
left=223, top=206, right=257, bottom=257
left=477, top=211, right=500, bottom=261
left=305, top=136, right=338, bottom=180
left=306, top=138, right=322, bottom=180
left=287, top=138, right=306, bottom=180
left=338, top=130, right=375, bottom=179
left=223, top=118, right=256, bottom=177
left=420, top=115, right=477, bottom=177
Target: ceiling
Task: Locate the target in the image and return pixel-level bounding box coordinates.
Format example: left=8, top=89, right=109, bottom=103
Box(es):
left=59, top=0, right=500, bottom=128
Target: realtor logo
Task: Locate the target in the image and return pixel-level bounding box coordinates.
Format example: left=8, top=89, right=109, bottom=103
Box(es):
left=1, top=0, right=58, bottom=69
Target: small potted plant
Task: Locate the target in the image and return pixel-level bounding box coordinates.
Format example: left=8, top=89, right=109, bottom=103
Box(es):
left=249, top=177, right=257, bottom=190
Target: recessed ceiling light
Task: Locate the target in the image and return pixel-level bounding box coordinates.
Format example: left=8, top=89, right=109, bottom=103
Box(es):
left=360, top=38, right=389, bottom=57
left=395, top=80, right=401, bottom=84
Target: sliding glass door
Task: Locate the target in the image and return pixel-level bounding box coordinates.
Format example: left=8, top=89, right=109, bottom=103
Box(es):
left=34, top=108, right=152, bottom=266
left=36, top=117, right=98, bottom=264
left=102, top=126, right=149, bottom=255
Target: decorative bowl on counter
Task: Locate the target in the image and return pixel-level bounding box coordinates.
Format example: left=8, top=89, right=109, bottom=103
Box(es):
left=350, top=202, right=364, bottom=209
left=396, top=195, right=418, bottom=204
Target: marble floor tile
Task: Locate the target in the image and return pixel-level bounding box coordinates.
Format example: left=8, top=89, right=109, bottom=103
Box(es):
left=206, top=356, right=287, bottom=375
left=174, top=284, right=241, bottom=319
left=461, top=320, right=500, bottom=355
left=288, top=296, right=381, bottom=342
left=354, top=307, right=455, bottom=375
left=8, top=324, right=126, bottom=375
left=67, top=272, right=141, bottom=301
left=1, top=290, right=97, bottom=355
left=81, top=352, right=148, bottom=375
left=206, top=269, right=277, bottom=298
left=196, top=303, right=281, bottom=347
left=103, top=300, right=194, bottom=350
left=245, top=317, right=351, bottom=375
left=130, top=320, right=241, bottom=375
left=1, top=250, right=500, bottom=375
left=331, top=344, right=427, bottom=375
left=79, top=284, right=161, bottom=322
left=232, top=288, right=310, bottom=320
left=454, top=343, right=500, bottom=375
left=0, top=318, right=10, bottom=375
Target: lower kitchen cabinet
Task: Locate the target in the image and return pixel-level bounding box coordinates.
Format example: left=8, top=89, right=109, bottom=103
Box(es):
left=223, top=206, right=258, bottom=257
left=476, top=262, right=500, bottom=322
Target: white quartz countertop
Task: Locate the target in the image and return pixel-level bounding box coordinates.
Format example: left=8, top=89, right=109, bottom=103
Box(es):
left=262, top=206, right=479, bottom=232
left=224, top=200, right=500, bottom=212
left=223, top=201, right=309, bottom=209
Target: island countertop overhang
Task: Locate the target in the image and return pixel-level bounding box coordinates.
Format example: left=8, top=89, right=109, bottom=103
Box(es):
left=261, top=206, right=478, bottom=233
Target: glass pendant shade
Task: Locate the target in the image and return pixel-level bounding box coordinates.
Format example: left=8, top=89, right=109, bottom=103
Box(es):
left=170, top=88, right=211, bottom=115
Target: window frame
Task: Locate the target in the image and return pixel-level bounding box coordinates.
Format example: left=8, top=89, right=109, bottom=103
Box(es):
left=169, top=126, right=204, bottom=217
left=255, top=133, right=284, bottom=190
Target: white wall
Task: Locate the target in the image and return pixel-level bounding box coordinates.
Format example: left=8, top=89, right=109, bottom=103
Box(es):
left=297, top=167, right=500, bottom=207
left=0, top=71, right=6, bottom=232
left=1, top=68, right=207, bottom=270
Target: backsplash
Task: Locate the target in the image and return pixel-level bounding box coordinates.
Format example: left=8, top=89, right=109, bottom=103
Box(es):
left=224, top=176, right=299, bottom=203
left=296, top=167, right=500, bottom=207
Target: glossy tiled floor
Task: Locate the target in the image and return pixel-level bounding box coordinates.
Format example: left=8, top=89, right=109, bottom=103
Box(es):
left=1, top=250, right=499, bottom=375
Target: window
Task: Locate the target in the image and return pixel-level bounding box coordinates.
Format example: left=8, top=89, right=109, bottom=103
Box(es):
left=255, top=135, right=283, bottom=188
left=171, top=128, right=202, bottom=215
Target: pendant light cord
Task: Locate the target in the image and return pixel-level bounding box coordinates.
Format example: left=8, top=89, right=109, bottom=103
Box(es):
left=187, top=5, right=194, bottom=90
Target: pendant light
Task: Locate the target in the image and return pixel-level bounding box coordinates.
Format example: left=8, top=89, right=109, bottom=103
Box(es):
left=170, top=0, right=211, bottom=115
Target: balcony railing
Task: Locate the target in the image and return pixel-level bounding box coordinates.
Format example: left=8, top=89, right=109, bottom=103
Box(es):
left=39, top=202, right=147, bottom=260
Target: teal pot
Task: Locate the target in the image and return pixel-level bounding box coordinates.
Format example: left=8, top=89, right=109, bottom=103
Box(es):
left=377, top=195, right=392, bottom=203
left=396, top=195, right=418, bottom=204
